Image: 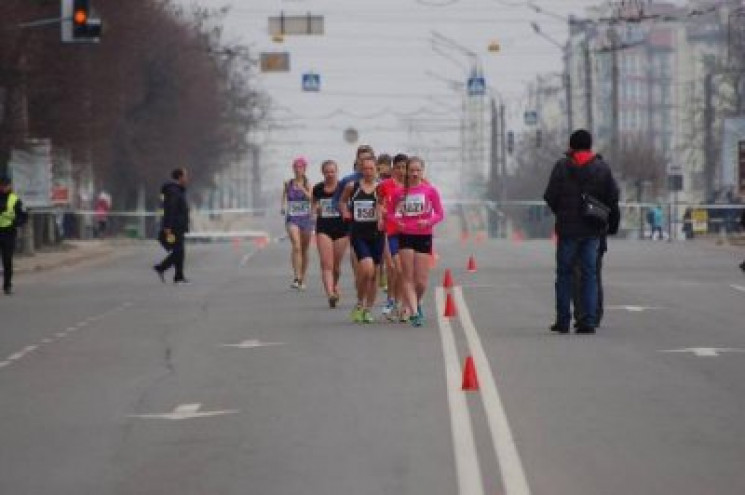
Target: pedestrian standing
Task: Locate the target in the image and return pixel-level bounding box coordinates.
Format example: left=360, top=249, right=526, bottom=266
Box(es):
left=281, top=157, right=313, bottom=290
left=544, top=130, right=619, bottom=334
left=390, top=157, right=444, bottom=327
left=153, top=168, right=191, bottom=284
left=0, top=175, right=28, bottom=295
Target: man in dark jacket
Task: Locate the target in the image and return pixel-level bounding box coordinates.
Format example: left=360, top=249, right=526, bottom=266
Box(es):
left=0, top=175, right=29, bottom=295
left=153, top=168, right=190, bottom=284
left=544, top=130, right=620, bottom=334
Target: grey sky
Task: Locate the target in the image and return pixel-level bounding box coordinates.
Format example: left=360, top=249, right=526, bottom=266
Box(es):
left=179, top=0, right=686, bottom=189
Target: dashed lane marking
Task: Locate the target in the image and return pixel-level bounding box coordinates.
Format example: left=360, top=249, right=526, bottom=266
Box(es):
left=0, top=302, right=134, bottom=372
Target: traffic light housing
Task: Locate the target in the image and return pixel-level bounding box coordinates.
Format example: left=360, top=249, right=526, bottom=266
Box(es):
left=61, top=0, right=102, bottom=42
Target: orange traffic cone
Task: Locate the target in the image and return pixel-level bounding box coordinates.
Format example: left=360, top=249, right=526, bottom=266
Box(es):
left=467, top=255, right=477, bottom=273
left=461, top=356, right=479, bottom=391
left=442, top=269, right=454, bottom=289
left=443, top=292, right=457, bottom=318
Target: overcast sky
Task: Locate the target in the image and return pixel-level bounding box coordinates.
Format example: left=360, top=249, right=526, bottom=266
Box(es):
left=178, top=0, right=687, bottom=190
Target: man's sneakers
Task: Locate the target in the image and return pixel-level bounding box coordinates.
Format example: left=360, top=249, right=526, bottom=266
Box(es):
left=551, top=322, right=596, bottom=334
left=153, top=265, right=165, bottom=283
left=174, top=277, right=191, bottom=285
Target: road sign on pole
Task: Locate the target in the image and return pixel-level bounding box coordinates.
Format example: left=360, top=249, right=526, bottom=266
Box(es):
left=467, top=76, right=486, bottom=96
left=302, top=72, right=320, bottom=92
left=524, top=111, right=538, bottom=126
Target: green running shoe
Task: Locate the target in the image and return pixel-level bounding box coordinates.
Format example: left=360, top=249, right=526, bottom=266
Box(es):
left=362, top=309, right=374, bottom=324
left=350, top=305, right=364, bottom=323
left=409, top=314, right=423, bottom=327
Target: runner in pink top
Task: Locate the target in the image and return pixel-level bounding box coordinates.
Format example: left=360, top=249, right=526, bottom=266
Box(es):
left=389, top=156, right=444, bottom=327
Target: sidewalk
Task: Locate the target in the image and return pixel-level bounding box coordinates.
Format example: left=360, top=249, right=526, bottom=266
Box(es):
left=14, top=239, right=138, bottom=275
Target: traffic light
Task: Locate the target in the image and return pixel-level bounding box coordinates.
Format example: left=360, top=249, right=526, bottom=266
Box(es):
left=61, top=0, right=101, bottom=42
left=507, top=131, right=514, bottom=155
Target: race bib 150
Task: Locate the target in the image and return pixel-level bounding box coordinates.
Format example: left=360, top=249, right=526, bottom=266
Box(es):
left=354, top=200, right=377, bottom=222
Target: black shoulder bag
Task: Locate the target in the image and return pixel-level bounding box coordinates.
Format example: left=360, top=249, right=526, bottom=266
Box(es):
left=569, top=164, right=610, bottom=226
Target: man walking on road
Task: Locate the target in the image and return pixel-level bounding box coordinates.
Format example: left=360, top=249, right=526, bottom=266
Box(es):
left=544, top=130, right=619, bottom=334
left=154, top=168, right=190, bottom=284
left=0, top=175, right=28, bottom=295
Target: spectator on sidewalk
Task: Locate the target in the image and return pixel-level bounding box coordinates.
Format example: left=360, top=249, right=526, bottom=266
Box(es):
left=650, top=204, right=664, bottom=240
left=0, top=175, right=29, bottom=295
left=544, top=129, right=620, bottom=334
left=153, top=168, right=190, bottom=284
left=94, top=191, right=111, bottom=238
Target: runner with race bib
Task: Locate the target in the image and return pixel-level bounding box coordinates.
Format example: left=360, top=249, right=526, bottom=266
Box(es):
left=312, top=160, right=349, bottom=308
left=339, top=156, right=383, bottom=324
left=281, top=157, right=313, bottom=290
left=389, top=156, right=444, bottom=327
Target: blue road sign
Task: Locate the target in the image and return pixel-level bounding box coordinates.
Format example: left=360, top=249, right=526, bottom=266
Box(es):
left=302, top=72, right=321, bottom=92
left=524, top=111, right=538, bottom=126
left=467, top=76, right=485, bottom=96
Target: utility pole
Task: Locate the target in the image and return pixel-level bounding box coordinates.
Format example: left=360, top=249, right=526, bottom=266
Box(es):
left=704, top=71, right=715, bottom=200
left=609, top=27, right=620, bottom=165
left=250, top=145, right=262, bottom=210
left=583, top=35, right=594, bottom=133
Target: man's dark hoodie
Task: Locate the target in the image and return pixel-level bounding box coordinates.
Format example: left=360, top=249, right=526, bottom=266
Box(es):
left=543, top=150, right=620, bottom=238
left=160, top=181, right=189, bottom=233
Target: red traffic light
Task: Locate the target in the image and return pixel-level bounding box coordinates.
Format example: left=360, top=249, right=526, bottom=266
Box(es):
left=73, top=9, right=87, bottom=25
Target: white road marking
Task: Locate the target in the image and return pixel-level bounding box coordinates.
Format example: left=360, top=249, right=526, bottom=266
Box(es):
left=606, top=305, right=661, bottom=312
left=55, top=332, right=67, bottom=338
left=67, top=326, right=78, bottom=332
left=730, top=284, right=745, bottom=293
left=435, top=288, right=485, bottom=495
left=453, top=287, right=531, bottom=495
left=0, top=361, right=10, bottom=368
left=220, top=339, right=284, bottom=349
left=41, top=339, right=53, bottom=344
left=660, top=347, right=745, bottom=358
left=129, top=403, right=239, bottom=420
left=77, top=321, right=88, bottom=327
left=7, top=351, right=26, bottom=361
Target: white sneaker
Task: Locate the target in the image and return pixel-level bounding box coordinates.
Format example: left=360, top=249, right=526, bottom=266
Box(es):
left=291, top=279, right=300, bottom=289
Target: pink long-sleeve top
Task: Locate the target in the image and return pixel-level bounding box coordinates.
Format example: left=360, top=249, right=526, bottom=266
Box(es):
left=388, top=183, right=445, bottom=235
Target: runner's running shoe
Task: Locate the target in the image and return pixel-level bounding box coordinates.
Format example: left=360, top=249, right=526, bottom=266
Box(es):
left=409, top=314, right=423, bottom=327
left=362, top=309, right=374, bottom=324
left=350, top=305, right=364, bottom=323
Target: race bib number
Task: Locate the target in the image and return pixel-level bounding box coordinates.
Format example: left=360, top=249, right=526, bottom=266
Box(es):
left=319, top=199, right=340, bottom=218
left=402, top=194, right=427, bottom=216
left=353, top=200, right=377, bottom=222
left=288, top=200, right=310, bottom=217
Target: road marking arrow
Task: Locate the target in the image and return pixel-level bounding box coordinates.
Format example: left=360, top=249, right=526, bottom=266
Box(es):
left=660, top=348, right=745, bottom=357
left=129, top=403, right=239, bottom=420
left=220, top=339, right=284, bottom=349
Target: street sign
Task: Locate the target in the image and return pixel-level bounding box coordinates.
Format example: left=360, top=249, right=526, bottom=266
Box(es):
left=467, top=76, right=485, bottom=96
left=269, top=13, right=324, bottom=36
left=302, top=72, right=320, bottom=92
left=667, top=174, right=683, bottom=191
left=524, top=111, right=538, bottom=126
left=260, top=52, right=290, bottom=72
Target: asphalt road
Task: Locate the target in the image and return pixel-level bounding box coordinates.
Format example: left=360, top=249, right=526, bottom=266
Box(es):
left=1, top=237, right=744, bottom=495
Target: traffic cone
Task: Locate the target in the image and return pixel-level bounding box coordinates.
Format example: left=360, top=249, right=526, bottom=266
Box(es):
left=442, top=268, right=454, bottom=289
left=443, top=292, right=457, bottom=318
left=461, top=356, right=479, bottom=391
left=467, top=255, right=477, bottom=273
